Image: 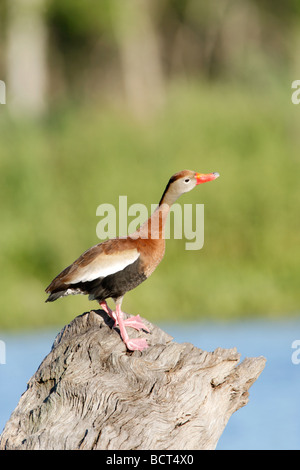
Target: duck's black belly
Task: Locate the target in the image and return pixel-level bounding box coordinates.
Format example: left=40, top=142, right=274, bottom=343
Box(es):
left=78, top=258, right=147, bottom=301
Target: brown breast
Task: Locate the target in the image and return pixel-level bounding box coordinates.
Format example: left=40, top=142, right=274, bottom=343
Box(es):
left=134, top=237, right=165, bottom=278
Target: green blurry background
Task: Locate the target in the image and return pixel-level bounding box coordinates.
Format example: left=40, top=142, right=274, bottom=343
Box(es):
left=0, top=0, right=299, bottom=330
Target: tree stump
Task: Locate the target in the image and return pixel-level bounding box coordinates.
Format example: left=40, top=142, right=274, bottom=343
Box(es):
left=0, top=310, right=265, bottom=450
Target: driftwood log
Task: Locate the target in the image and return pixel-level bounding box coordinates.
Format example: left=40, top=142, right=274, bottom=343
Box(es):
left=0, top=310, right=265, bottom=450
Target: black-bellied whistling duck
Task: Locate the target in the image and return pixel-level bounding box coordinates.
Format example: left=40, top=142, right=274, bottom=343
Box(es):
left=46, top=170, right=219, bottom=351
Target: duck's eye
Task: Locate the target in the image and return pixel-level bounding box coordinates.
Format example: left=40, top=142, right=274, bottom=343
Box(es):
left=184, top=178, right=190, bottom=183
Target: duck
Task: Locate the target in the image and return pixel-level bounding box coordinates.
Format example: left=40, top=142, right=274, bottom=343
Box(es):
left=45, top=170, right=219, bottom=351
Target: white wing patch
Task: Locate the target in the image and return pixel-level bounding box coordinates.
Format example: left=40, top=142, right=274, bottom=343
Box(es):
left=68, top=249, right=140, bottom=284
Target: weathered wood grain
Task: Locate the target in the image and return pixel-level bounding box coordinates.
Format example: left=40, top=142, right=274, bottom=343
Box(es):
left=0, top=310, right=266, bottom=450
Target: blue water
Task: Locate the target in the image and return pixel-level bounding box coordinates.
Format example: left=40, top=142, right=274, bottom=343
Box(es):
left=0, top=318, right=300, bottom=450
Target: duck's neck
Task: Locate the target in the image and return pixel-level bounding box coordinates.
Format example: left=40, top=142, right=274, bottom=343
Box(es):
left=135, top=189, right=180, bottom=240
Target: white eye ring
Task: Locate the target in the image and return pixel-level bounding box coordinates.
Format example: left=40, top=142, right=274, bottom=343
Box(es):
left=184, top=178, right=190, bottom=183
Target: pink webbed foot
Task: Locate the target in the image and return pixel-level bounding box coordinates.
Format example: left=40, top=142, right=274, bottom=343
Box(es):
left=125, top=337, right=149, bottom=352
left=123, top=315, right=150, bottom=333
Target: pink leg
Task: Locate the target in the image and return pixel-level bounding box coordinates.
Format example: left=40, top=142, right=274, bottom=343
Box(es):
left=99, top=300, right=117, bottom=324
left=115, top=304, right=148, bottom=352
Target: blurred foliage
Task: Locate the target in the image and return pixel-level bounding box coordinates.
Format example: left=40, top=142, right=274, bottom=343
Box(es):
left=4, top=0, right=296, bottom=105
left=0, top=0, right=299, bottom=328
